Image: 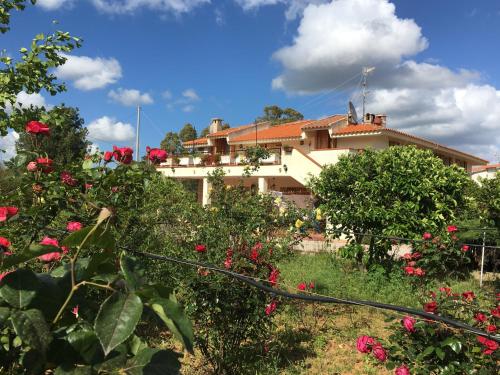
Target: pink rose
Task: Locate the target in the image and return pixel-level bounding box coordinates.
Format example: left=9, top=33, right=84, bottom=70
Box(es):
left=146, top=147, right=168, bottom=164
left=462, top=245, right=469, bottom=252
left=414, top=268, right=425, bottom=277
left=66, top=221, right=82, bottom=232
left=372, top=344, right=387, bottom=362
left=61, top=171, right=77, bottom=186
left=195, top=244, right=206, bottom=253
left=447, top=225, right=458, bottom=233
left=26, top=120, right=50, bottom=135
left=402, top=316, right=416, bottom=333
left=486, top=325, right=497, bottom=333
left=474, top=313, right=487, bottom=323
left=0, top=236, right=11, bottom=249
left=0, top=206, right=18, bottom=222
left=395, top=365, right=410, bottom=375
left=103, top=151, right=113, bottom=162
left=265, top=301, right=277, bottom=315
left=224, top=258, right=232, bottom=269
left=112, top=146, right=133, bottom=164
left=422, top=232, right=432, bottom=240
left=268, top=268, right=279, bottom=286
left=72, top=305, right=79, bottom=318
left=27, top=161, right=38, bottom=172
left=404, top=266, right=414, bottom=275
left=297, top=282, right=306, bottom=291
left=38, top=237, right=62, bottom=262
left=356, top=335, right=374, bottom=353
left=439, top=287, right=452, bottom=295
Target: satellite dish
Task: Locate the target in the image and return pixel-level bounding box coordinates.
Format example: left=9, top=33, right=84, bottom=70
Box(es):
left=348, top=101, right=358, bottom=124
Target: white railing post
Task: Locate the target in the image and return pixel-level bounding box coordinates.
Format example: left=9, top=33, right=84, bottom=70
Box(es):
left=479, top=231, right=486, bottom=288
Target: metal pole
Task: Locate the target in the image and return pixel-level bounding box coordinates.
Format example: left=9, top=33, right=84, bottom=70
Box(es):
left=135, top=105, right=141, bottom=162
left=479, top=231, right=486, bottom=288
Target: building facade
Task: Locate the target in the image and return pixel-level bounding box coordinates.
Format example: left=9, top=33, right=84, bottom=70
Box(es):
left=157, top=113, right=488, bottom=206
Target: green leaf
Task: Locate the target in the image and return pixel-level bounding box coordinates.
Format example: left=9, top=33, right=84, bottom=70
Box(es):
left=129, top=335, right=148, bottom=356
left=120, top=253, right=145, bottom=291
left=67, top=329, right=103, bottom=364
left=124, top=348, right=181, bottom=375
left=421, top=345, right=435, bottom=357
left=94, top=292, right=143, bottom=356
left=30, top=273, right=63, bottom=320
left=435, top=347, right=445, bottom=360
left=0, top=268, right=39, bottom=308
left=441, top=337, right=462, bottom=354
left=62, top=225, right=115, bottom=251
left=11, top=309, right=52, bottom=353
left=149, top=297, right=194, bottom=354
left=0, top=244, right=59, bottom=270
left=54, top=364, right=92, bottom=375
left=0, top=306, right=10, bottom=324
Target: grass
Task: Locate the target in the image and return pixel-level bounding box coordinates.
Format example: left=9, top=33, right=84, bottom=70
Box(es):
left=168, top=252, right=496, bottom=374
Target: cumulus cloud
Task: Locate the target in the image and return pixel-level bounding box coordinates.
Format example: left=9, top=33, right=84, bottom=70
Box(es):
left=235, top=0, right=326, bottom=20
left=182, top=89, right=200, bottom=101
left=91, top=0, right=209, bottom=14
left=36, top=0, right=73, bottom=10
left=108, top=88, right=154, bottom=106
left=87, top=116, right=135, bottom=142
left=165, top=89, right=201, bottom=111
left=270, top=0, right=500, bottom=161
left=0, top=131, right=19, bottom=163
left=55, top=55, right=122, bottom=91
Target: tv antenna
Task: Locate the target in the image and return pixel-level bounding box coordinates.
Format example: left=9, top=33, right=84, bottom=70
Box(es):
left=362, top=67, right=375, bottom=120
left=348, top=101, right=358, bottom=124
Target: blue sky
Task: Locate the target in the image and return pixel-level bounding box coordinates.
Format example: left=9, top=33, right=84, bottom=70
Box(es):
left=2, top=0, right=500, bottom=161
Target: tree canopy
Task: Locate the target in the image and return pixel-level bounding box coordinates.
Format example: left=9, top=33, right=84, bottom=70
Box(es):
left=160, top=131, right=183, bottom=154
left=256, top=105, right=304, bottom=125
left=178, top=123, right=197, bottom=142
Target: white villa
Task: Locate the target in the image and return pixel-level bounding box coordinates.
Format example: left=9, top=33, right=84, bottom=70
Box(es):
left=157, top=113, right=488, bottom=206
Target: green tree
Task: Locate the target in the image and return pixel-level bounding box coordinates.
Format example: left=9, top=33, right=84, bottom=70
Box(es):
left=476, top=172, right=500, bottom=232
left=200, top=122, right=229, bottom=138
left=160, top=131, right=183, bottom=154
left=0, top=0, right=82, bottom=136
left=8, top=105, right=89, bottom=165
left=310, top=146, right=472, bottom=266
left=256, top=105, right=304, bottom=125
left=178, top=123, right=197, bottom=142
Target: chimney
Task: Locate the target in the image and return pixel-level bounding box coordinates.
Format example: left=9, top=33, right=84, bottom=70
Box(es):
left=364, top=113, right=375, bottom=123
left=374, top=114, right=387, bottom=127
left=209, top=118, right=223, bottom=134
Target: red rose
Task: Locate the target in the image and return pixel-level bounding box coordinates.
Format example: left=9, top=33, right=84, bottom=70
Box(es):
left=250, top=248, right=259, bottom=261
left=477, top=336, right=498, bottom=355
left=372, top=344, right=387, bottom=362
left=265, top=300, right=277, bottom=315
left=462, top=291, right=475, bottom=301
left=422, top=232, right=432, bottom=240
left=414, top=268, right=425, bottom=277
left=402, top=253, right=412, bottom=261
left=486, top=325, right=497, bottom=333
left=224, top=258, right=232, bottom=269
left=0, top=237, right=11, bottom=249
left=146, top=147, right=168, bottom=164
left=61, top=171, right=77, bottom=186
left=447, top=225, right=458, bottom=233
left=356, top=335, right=375, bottom=353
left=475, top=313, right=487, bottom=323
left=195, top=244, right=206, bottom=253
left=411, top=252, right=422, bottom=260
left=112, top=146, right=134, bottom=164
left=0, top=271, right=12, bottom=283
left=404, top=266, right=414, bottom=275
left=309, top=282, right=315, bottom=289
left=297, top=282, right=306, bottom=291
left=38, top=236, right=62, bottom=262
left=395, top=365, right=410, bottom=375
left=423, top=301, right=438, bottom=313
left=268, top=268, right=279, bottom=286
left=85, top=183, right=93, bottom=190
left=26, top=120, right=50, bottom=135
left=66, top=221, right=82, bottom=232
left=36, top=157, right=53, bottom=173
left=27, top=161, right=38, bottom=172
left=103, top=151, right=113, bottom=162
left=439, top=287, right=452, bottom=296
left=0, top=206, right=18, bottom=222
left=402, top=316, right=416, bottom=333
left=491, top=307, right=500, bottom=318
left=461, top=244, right=469, bottom=252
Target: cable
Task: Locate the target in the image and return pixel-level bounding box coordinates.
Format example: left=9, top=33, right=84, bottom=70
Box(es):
left=128, top=248, right=500, bottom=343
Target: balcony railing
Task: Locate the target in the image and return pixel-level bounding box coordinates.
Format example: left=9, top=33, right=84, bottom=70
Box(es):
left=162, top=148, right=282, bottom=167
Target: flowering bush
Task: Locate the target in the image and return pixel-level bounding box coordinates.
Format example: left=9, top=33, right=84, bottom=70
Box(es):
left=0, top=121, right=194, bottom=372
left=356, top=287, right=499, bottom=374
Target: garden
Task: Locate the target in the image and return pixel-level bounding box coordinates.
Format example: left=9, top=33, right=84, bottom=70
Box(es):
left=1, top=1, right=499, bottom=373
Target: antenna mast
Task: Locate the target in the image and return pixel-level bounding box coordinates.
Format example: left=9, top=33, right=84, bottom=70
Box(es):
left=135, top=105, right=141, bottom=162
left=362, top=67, right=375, bottom=120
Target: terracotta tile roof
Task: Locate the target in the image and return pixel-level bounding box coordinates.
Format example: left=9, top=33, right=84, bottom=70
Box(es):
left=302, top=115, right=346, bottom=130
left=230, top=120, right=313, bottom=143
left=471, top=163, right=500, bottom=172
left=183, top=137, right=208, bottom=146
left=207, top=123, right=256, bottom=138
left=333, top=124, right=488, bottom=163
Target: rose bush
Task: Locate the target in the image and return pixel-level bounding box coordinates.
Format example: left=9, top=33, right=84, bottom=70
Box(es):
left=0, top=121, right=194, bottom=373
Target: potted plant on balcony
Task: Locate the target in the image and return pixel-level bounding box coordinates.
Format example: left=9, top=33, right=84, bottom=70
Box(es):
left=200, top=153, right=212, bottom=166
left=213, top=153, right=222, bottom=166
left=283, top=145, right=293, bottom=153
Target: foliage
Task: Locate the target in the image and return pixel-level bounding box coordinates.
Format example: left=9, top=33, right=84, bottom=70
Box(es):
left=255, top=105, right=304, bottom=125
left=0, top=0, right=82, bottom=135
left=136, top=168, right=307, bottom=374
left=375, top=287, right=499, bottom=374
left=310, top=146, right=472, bottom=267
left=243, top=146, right=270, bottom=175
left=178, top=123, right=197, bottom=142
left=160, top=131, right=183, bottom=154
left=476, top=172, right=500, bottom=232
left=0, top=122, right=193, bottom=373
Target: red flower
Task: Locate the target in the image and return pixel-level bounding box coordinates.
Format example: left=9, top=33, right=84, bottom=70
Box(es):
left=61, top=171, right=77, bottom=186
left=66, top=221, right=82, bottom=232
left=395, top=365, right=410, bottom=375
left=297, top=282, right=306, bottom=291
left=402, top=253, right=412, bottom=261
left=402, top=316, right=416, bottom=333
left=224, top=258, right=232, bottom=269
left=268, top=268, right=279, bottom=286
left=411, top=252, right=422, bottom=260
left=447, top=225, right=458, bottom=233
left=250, top=248, right=259, bottom=262
left=146, top=147, right=168, bottom=164
left=38, top=237, right=62, bottom=262
left=404, top=266, right=414, bottom=275
left=27, top=161, right=38, bottom=172
left=36, top=157, right=54, bottom=173
left=439, top=287, right=452, bottom=296
left=309, top=282, right=315, bottom=289
left=103, top=151, right=113, bottom=162
left=0, top=271, right=12, bottom=283
left=85, top=183, right=93, bottom=190
left=356, top=336, right=375, bottom=353
left=72, top=305, right=79, bottom=318
left=0, top=206, right=18, bottom=222
left=195, top=244, right=206, bottom=253
left=372, top=343, right=387, bottom=362
left=0, top=237, right=11, bottom=249
left=429, top=291, right=436, bottom=299
left=112, top=146, right=133, bottom=164
left=26, top=120, right=50, bottom=135
left=491, top=307, right=500, bottom=318
left=414, top=268, right=425, bottom=277
left=462, top=291, right=475, bottom=301
left=475, top=313, right=487, bottom=323
left=423, top=301, right=438, bottom=313
left=477, top=336, right=498, bottom=355
left=461, top=245, right=469, bottom=252
left=265, top=301, right=277, bottom=315
left=422, top=232, right=432, bottom=240
left=486, top=325, right=497, bottom=333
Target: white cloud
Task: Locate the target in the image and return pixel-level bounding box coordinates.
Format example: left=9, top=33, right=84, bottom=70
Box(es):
left=87, top=116, right=135, bottom=142
left=182, top=105, right=195, bottom=112
left=270, top=0, right=500, bottom=161
left=108, top=88, right=154, bottom=106
left=55, top=55, right=122, bottom=91
left=36, top=0, right=73, bottom=10
left=5, top=92, right=49, bottom=114
left=0, top=131, right=19, bottom=163
left=182, top=89, right=200, bottom=101
left=91, top=0, right=209, bottom=14
left=235, top=0, right=327, bottom=20
left=162, top=90, right=173, bottom=100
